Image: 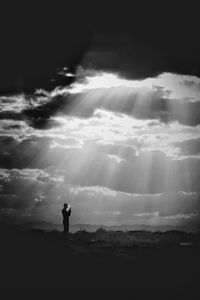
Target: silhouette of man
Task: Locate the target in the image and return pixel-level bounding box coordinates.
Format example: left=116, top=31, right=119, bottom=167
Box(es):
left=62, top=203, right=71, bottom=234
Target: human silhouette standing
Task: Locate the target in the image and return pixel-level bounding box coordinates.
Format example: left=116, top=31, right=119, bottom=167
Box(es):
left=62, top=203, right=71, bottom=234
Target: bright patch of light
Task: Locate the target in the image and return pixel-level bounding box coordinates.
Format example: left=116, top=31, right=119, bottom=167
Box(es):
left=70, top=72, right=155, bottom=93
left=70, top=70, right=200, bottom=101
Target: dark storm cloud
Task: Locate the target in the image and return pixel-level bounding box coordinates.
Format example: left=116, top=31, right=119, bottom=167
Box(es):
left=76, top=1, right=200, bottom=80
left=80, top=29, right=200, bottom=81
left=0, top=1, right=199, bottom=94
left=80, top=35, right=167, bottom=80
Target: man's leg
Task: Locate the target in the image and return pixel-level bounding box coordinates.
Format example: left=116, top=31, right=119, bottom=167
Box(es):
left=63, top=222, right=69, bottom=234
left=63, top=222, right=67, bottom=233
left=66, top=222, right=69, bottom=234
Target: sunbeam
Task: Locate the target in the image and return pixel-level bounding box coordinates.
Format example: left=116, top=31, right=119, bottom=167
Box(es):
left=0, top=71, right=200, bottom=230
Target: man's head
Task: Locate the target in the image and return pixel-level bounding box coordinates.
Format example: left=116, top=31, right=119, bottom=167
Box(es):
left=63, top=203, right=68, bottom=209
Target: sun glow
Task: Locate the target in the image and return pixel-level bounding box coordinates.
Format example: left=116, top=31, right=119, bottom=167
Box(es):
left=68, top=70, right=200, bottom=101
left=70, top=72, right=155, bottom=93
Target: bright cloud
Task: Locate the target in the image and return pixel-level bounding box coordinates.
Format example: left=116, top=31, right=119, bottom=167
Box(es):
left=70, top=70, right=200, bottom=101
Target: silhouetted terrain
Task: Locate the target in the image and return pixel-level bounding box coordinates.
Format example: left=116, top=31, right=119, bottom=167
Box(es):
left=0, top=223, right=200, bottom=299
left=17, top=220, right=200, bottom=233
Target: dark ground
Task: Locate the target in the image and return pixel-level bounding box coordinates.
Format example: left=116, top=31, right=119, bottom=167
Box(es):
left=0, top=224, right=200, bottom=299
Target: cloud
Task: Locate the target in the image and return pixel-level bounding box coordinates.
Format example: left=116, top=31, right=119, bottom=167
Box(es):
left=23, top=94, right=70, bottom=128
left=0, top=168, right=65, bottom=213
left=107, top=154, right=126, bottom=164
left=162, top=212, right=200, bottom=220
left=0, top=94, right=70, bottom=129
left=0, top=135, right=48, bottom=169
left=69, top=185, right=117, bottom=197
left=132, top=212, right=160, bottom=218
left=63, top=186, right=200, bottom=226
left=48, top=79, right=200, bottom=127
left=50, top=138, right=83, bottom=149
left=174, top=138, right=200, bottom=157
left=1, top=72, right=200, bottom=132
left=1, top=131, right=200, bottom=195
left=0, top=161, right=200, bottom=227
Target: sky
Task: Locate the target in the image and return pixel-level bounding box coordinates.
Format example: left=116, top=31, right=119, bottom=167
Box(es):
left=0, top=1, right=200, bottom=230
